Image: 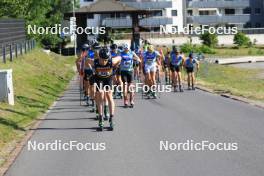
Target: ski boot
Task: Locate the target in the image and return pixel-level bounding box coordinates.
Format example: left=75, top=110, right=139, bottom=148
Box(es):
left=89, top=99, right=95, bottom=112
left=104, top=105, right=109, bottom=121
left=95, top=107, right=99, bottom=120
left=98, top=116, right=104, bottom=131
left=109, top=116, right=114, bottom=131
left=179, top=85, right=184, bottom=92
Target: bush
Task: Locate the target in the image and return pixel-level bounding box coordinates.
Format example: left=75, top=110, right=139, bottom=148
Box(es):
left=233, top=32, right=250, bottom=47
left=180, top=43, right=195, bottom=53
left=257, top=49, right=264, bottom=55
left=200, top=32, right=218, bottom=48
left=180, top=43, right=216, bottom=54
left=198, top=45, right=216, bottom=54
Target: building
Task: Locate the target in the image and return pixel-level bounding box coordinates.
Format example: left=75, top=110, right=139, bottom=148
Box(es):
left=80, top=0, right=185, bottom=32
left=186, top=0, right=264, bottom=28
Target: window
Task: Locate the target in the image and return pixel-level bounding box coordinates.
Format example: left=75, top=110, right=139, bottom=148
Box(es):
left=243, top=7, right=251, bottom=14
left=171, top=10, right=177, bottom=16
left=255, top=8, right=261, bottom=14
left=87, top=14, right=94, bottom=19
left=243, top=22, right=251, bottom=28
left=187, top=10, right=193, bottom=16
left=225, top=9, right=235, bottom=15
left=255, top=23, right=261, bottom=28
left=152, top=10, right=162, bottom=17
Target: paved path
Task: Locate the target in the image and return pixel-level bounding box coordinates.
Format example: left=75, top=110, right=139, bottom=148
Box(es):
left=5, top=77, right=264, bottom=176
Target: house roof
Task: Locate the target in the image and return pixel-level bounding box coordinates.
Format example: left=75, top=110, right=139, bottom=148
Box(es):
left=76, top=0, right=144, bottom=14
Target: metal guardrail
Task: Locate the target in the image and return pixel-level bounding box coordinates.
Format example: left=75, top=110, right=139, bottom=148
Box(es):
left=1, top=39, right=36, bottom=63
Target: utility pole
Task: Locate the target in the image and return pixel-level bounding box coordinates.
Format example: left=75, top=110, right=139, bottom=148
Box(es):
left=73, top=0, right=77, bottom=57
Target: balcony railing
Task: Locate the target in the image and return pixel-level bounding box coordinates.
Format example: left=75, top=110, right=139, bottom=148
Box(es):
left=187, top=0, right=250, bottom=8
left=102, top=17, right=173, bottom=28
left=123, top=1, right=172, bottom=10
left=187, top=14, right=251, bottom=24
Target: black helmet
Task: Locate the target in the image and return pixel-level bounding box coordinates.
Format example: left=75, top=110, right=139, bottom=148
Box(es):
left=82, top=43, right=89, bottom=51
left=110, top=44, right=118, bottom=50
left=92, top=42, right=101, bottom=50
left=99, top=48, right=110, bottom=60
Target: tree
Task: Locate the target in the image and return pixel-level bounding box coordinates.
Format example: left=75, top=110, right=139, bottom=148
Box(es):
left=0, top=0, right=79, bottom=48
left=200, top=32, right=218, bottom=48
left=233, top=32, right=250, bottom=47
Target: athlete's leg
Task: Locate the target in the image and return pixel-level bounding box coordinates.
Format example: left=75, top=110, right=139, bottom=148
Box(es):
left=121, top=72, right=129, bottom=106
left=191, top=72, right=195, bottom=89
left=105, top=90, right=115, bottom=130
left=96, top=89, right=104, bottom=130
left=105, top=91, right=114, bottom=116
left=104, top=94, right=110, bottom=120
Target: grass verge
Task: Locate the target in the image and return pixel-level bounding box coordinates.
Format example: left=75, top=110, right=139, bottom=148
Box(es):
left=197, top=62, right=264, bottom=102
left=0, top=49, right=75, bottom=166
left=206, top=46, right=264, bottom=57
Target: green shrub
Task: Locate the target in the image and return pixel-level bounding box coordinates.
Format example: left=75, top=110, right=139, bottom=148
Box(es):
left=233, top=32, right=250, bottom=47
left=180, top=43, right=195, bottom=53
left=257, top=49, right=264, bottom=55
left=198, top=45, right=216, bottom=54
left=200, top=32, right=218, bottom=48
left=180, top=43, right=216, bottom=54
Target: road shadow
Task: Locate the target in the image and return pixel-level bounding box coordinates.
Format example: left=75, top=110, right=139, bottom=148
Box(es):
left=0, top=117, right=25, bottom=131
left=30, top=127, right=99, bottom=132
left=0, top=107, right=35, bottom=119
left=37, top=117, right=94, bottom=121
left=16, top=96, right=49, bottom=109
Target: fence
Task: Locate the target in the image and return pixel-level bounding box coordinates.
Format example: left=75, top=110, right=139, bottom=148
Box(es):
left=0, top=18, right=36, bottom=63
left=1, top=39, right=36, bottom=63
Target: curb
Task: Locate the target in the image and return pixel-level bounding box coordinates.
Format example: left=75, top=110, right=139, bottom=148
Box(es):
left=0, top=76, right=78, bottom=176
left=196, top=85, right=264, bottom=110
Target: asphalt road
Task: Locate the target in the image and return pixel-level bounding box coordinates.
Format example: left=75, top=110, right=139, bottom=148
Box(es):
left=5, top=77, right=264, bottom=176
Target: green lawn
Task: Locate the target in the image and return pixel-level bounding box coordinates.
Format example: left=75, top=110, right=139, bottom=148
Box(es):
left=0, top=49, right=75, bottom=165
left=206, top=46, right=264, bottom=57
left=197, top=62, right=264, bottom=102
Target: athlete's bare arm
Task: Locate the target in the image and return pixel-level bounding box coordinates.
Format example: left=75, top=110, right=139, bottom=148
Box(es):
left=112, top=56, right=122, bottom=67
